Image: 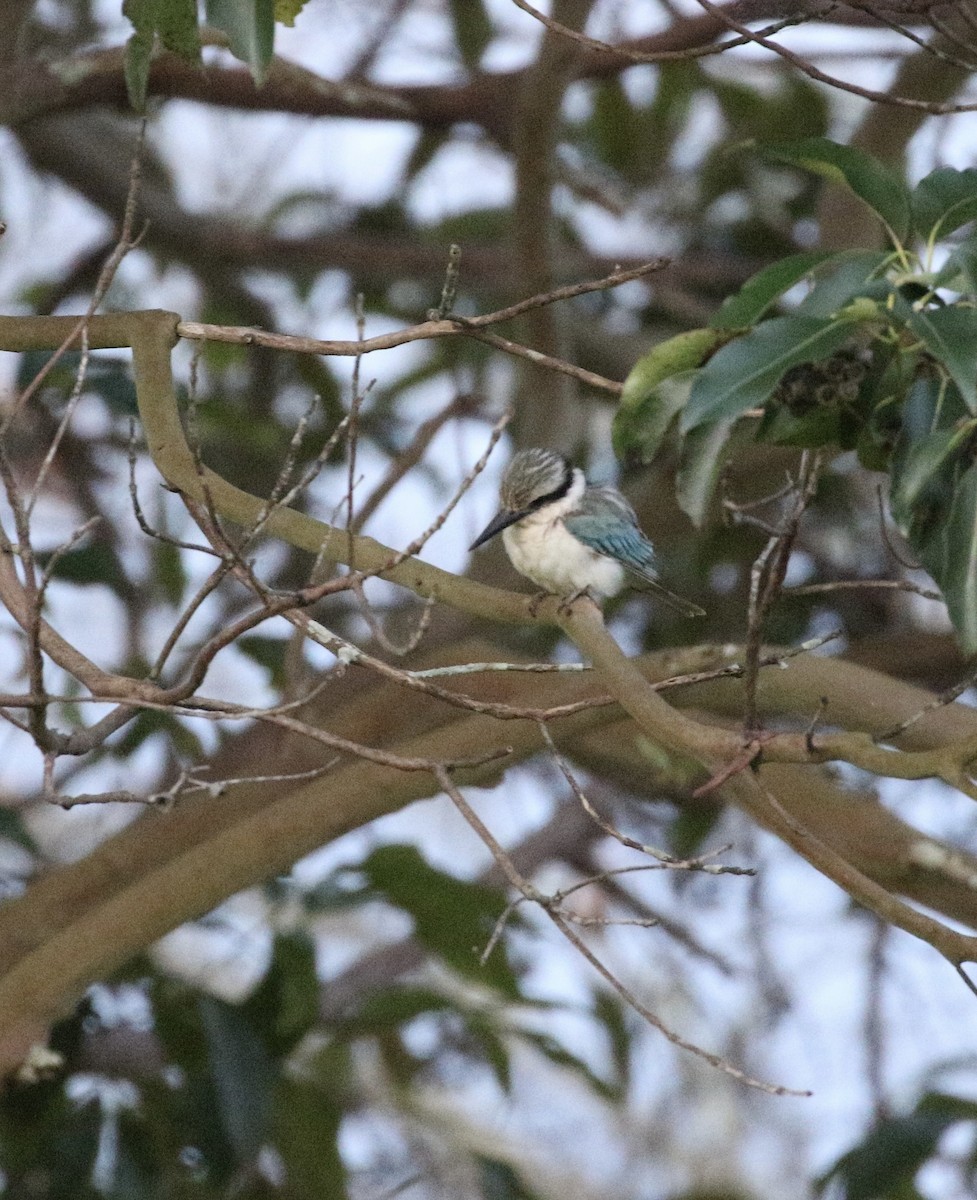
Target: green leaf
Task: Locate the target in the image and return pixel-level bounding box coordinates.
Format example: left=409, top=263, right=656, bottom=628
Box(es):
left=794, top=250, right=892, bottom=318
left=339, top=986, right=454, bottom=1036
left=122, top=0, right=199, bottom=110
left=676, top=418, right=734, bottom=527
left=0, top=806, right=37, bottom=852
left=908, top=306, right=977, bottom=414
left=40, top=542, right=129, bottom=592
left=614, top=327, right=731, bottom=461
left=274, top=0, right=310, bottom=25
left=682, top=315, right=861, bottom=432
left=769, top=138, right=912, bottom=242
left=155, top=0, right=200, bottom=61
left=205, top=0, right=275, bottom=84
left=245, top=931, right=319, bottom=1057
left=817, top=1109, right=965, bottom=1199
left=274, top=1077, right=347, bottom=1198
left=359, top=844, right=519, bottom=996
left=712, top=250, right=835, bottom=329
left=933, top=234, right=977, bottom=294
left=913, top=167, right=977, bottom=242
left=890, top=373, right=977, bottom=654
left=198, top=996, right=275, bottom=1166
left=478, top=1157, right=544, bottom=1200
left=50, top=1100, right=102, bottom=1200
left=107, top=1111, right=160, bottom=1200
left=153, top=539, right=186, bottom=606
left=891, top=424, right=974, bottom=515
left=613, top=370, right=697, bottom=463
left=447, top=0, right=492, bottom=69
left=237, top=635, right=287, bottom=688
left=123, top=33, right=153, bottom=112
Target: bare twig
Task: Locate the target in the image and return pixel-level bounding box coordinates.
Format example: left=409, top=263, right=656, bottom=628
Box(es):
left=436, top=765, right=809, bottom=1096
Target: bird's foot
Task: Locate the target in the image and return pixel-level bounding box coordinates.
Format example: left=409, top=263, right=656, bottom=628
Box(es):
left=557, top=587, right=596, bottom=615
left=527, top=590, right=552, bottom=618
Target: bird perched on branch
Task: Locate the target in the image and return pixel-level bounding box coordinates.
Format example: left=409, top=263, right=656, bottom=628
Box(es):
left=469, top=447, right=705, bottom=616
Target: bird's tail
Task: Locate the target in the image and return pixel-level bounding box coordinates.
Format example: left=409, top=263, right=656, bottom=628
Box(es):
left=639, top=578, right=706, bottom=618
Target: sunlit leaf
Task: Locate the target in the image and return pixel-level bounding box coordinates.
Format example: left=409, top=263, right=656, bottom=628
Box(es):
left=769, top=137, right=912, bottom=242
left=274, top=0, right=310, bottom=26
left=614, top=327, right=731, bottom=461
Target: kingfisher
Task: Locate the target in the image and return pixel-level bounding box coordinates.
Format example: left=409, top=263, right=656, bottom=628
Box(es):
left=469, top=448, right=704, bottom=616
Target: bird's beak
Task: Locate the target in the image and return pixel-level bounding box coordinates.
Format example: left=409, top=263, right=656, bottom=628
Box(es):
left=469, top=507, right=525, bottom=551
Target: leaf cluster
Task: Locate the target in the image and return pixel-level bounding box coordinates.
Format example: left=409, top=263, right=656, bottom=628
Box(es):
left=614, top=138, right=977, bottom=652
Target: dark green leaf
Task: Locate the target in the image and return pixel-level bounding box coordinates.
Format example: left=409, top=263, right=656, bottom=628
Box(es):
left=614, top=370, right=696, bottom=464
left=515, top=1029, right=615, bottom=1100
left=122, top=0, right=156, bottom=111
left=891, top=376, right=977, bottom=654
left=274, top=1077, right=347, bottom=1198
left=592, top=990, right=631, bottom=1095
left=113, top=708, right=204, bottom=759
left=205, top=0, right=275, bottom=84
left=359, top=844, right=519, bottom=996
left=237, top=635, right=287, bottom=688
left=447, top=0, right=492, bottom=69
left=908, top=306, right=977, bottom=414
left=198, top=995, right=275, bottom=1165
left=478, top=1156, right=544, bottom=1200
left=339, top=986, right=454, bottom=1036
left=769, top=138, right=912, bottom=242
left=153, top=539, right=186, bottom=606
left=107, top=1111, right=161, bottom=1200
left=676, top=419, right=734, bottom=526
left=712, top=250, right=834, bottom=329
left=40, top=542, right=128, bottom=591
left=757, top=404, right=841, bottom=448
left=913, top=167, right=977, bottom=241
left=816, top=1109, right=964, bottom=1199
left=464, top=1011, right=513, bottom=1093
left=794, top=251, right=891, bottom=318
left=682, top=315, right=861, bottom=432
left=891, top=424, right=974, bottom=515
left=933, top=234, right=977, bottom=294
left=122, top=0, right=199, bottom=110
left=245, top=931, right=319, bottom=1057
left=50, top=1099, right=102, bottom=1199
left=0, top=806, right=37, bottom=852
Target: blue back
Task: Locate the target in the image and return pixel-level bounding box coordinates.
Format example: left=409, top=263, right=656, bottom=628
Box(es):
left=564, top=486, right=658, bottom=582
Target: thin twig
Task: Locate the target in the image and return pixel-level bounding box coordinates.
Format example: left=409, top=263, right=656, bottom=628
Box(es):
left=436, top=765, right=809, bottom=1097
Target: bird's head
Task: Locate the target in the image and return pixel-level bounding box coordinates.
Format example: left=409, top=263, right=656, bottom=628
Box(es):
left=469, top=448, right=574, bottom=550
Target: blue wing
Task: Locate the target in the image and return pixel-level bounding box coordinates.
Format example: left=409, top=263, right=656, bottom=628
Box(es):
left=565, top=487, right=705, bottom=617
left=565, top=487, right=656, bottom=574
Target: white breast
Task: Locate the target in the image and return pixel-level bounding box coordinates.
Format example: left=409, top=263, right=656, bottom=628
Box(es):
left=501, top=472, right=625, bottom=598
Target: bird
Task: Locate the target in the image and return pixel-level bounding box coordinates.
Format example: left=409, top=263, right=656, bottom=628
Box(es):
left=469, top=448, right=705, bottom=616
